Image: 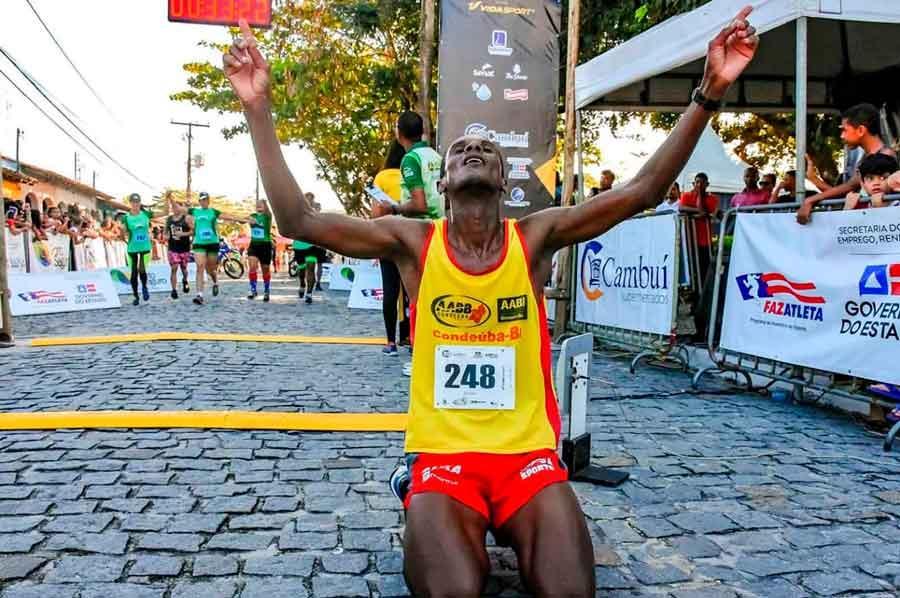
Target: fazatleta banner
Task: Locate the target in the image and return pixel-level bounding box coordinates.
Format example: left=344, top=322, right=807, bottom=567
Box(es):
left=438, top=0, right=561, bottom=217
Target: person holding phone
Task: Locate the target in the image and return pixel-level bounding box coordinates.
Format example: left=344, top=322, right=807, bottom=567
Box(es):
left=372, top=140, right=411, bottom=355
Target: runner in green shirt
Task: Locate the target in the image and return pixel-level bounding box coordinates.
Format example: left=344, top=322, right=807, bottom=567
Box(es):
left=187, top=192, right=222, bottom=305
left=291, top=237, right=318, bottom=304
left=247, top=200, right=274, bottom=301
left=121, top=193, right=153, bottom=306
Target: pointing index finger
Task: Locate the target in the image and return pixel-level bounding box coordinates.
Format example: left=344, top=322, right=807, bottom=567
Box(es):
left=239, top=19, right=256, bottom=43
left=735, top=5, right=753, bottom=22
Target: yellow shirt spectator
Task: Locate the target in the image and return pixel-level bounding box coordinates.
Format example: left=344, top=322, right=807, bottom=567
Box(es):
left=373, top=168, right=402, bottom=203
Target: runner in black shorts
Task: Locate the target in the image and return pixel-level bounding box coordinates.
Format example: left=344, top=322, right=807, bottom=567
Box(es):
left=247, top=200, right=274, bottom=301
left=306, top=192, right=327, bottom=291
left=292, top=239, right=318, bottom=304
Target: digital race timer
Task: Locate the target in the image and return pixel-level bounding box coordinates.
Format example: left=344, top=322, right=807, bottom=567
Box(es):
left=168, top=0, right=272, bottom=28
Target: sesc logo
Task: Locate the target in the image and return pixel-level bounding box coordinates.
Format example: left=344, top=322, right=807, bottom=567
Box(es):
left=859, top=263, right=900, bottom=296
left=579, top=241, right=604, bottom=301
left=431, top=295, right=491, bottom=328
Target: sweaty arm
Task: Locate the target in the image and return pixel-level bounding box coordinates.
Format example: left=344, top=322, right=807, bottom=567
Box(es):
left=522, top=4, right=758, bottom=266
left=244, top=108, right=419, bottom=260
left=522, top=100, right=717, bottom=254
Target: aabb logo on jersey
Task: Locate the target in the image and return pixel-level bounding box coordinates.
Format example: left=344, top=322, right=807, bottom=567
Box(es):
left=431, top=295, right=491, bottom=328
left=735, top=272, right=825, bottom=322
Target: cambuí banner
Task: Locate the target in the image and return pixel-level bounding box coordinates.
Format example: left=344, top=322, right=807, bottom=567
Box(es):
left=574, top=214, right=679, bottom=335
left=437, top=0, right=560, bottom=217
left=720, top=210, right=900, bottom=385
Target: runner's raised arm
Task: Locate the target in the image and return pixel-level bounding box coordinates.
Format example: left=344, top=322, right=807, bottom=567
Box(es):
left=223, top=21, right=419, bottom=261
left=521, top=6, right=758, bottom=254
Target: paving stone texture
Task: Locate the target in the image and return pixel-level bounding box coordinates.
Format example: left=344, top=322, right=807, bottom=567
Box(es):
left=0, top=276, right=897, bottom=596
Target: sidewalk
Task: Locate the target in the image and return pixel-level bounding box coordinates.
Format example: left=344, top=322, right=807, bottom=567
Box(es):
left=0, top=276, right=896, bottom=597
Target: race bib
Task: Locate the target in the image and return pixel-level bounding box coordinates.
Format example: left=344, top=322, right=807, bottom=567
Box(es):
left=434, top=345, right=515, bottom=410
left=251, top=227, right=265, bottom=240
left=134, top=232, right=148, bottom=243
left=199, top=229, right=213, bottom=241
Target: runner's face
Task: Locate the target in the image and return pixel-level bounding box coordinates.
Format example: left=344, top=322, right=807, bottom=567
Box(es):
left=444, top=136, right=504, bottom=195
left=129, top=200, right=141, bottom=213
left=200, top=198, right=210, bottom=208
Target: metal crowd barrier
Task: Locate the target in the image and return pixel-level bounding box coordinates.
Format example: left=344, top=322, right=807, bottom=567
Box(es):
left=692, top=197, right=900, bottom=422
left=567, top=208, right=708, bottom=373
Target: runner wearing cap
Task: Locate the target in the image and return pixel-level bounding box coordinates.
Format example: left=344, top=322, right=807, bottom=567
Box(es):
left=225, top=9, right=757, bottom=594
left=121, top=193, right=153, bottom=306
left=188, top=192, right=222, bottom=305
left=247, top=199, right=274, bottom=301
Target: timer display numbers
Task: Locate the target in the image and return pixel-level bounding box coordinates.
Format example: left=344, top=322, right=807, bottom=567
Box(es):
left=168, top=0, right=272, bottom=28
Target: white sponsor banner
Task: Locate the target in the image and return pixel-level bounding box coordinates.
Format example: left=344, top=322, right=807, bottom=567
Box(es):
left=79, top=238, right=109, bottom=271
left=28, top=233, right=70, bottom=273
left=105, top=240, right=128, bottom=269
left=721, top=210, right=900, bottom=385
left=347, top=265, right=383, bottom=310
left=5, top=231, right=27, bottom=274
left=9, top=271, right=121, bottom=316
left=574, top=214, right=678, bottom=335
left=108, top=263, right=198, bottom=295
left=320, top=263, right=332, bottom=286
left=329, top=263, right=369, bottom=291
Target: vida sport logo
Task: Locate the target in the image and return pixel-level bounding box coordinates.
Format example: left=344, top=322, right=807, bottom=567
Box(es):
left=580, top=240, right=670, bottom=303
left=735, top=272, right=825, bottom=321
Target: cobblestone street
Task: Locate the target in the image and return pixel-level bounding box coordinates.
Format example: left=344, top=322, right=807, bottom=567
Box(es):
left=0, top=276, right=898, bottom=597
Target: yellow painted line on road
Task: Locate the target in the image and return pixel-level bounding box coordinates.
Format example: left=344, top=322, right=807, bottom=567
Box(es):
left=0, top=411, right=408, bottom=432
left=30, top=333, right=384, bottom=347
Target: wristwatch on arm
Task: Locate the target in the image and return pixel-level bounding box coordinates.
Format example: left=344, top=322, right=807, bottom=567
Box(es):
left=692, top=88, right=722, bottom=112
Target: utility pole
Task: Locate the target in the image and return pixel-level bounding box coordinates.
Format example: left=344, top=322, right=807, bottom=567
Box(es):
left=0, top=143, right=14, bottom=347
left=255, top=170, right=260, bottom=202
left=92, top=171, right=97, bottom=197
left=171, top=120, right=209, bottom=202
left=73, top=152, right=80, bottom=181
left=550, top=0, right=581, bottom=340
left=15, top=129, right=23, bottom=171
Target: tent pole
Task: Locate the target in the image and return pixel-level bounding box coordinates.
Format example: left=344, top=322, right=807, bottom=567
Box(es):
left=551, top=0, right=581, bottom=340
left=795, top=16, right=807, bottom=203
left=792, top=15, right=808, bottom=401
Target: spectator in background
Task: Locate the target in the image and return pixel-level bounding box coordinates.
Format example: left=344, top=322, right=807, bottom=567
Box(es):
left=680, top=173, right=719, bottom=339
left=373, top=140, right=411, bottom=355
left=798, top=103, right=897, bottom=223
left=731, top=166, right=770, bottom=207
left=845, top=153, right=900, bottom=210
left=760, top=173, right=776, bottom=194
left=770, top=170, right=797, bottom=203
left=80, top=213, right=99, bottom=239
left=100, top=216, right=120, bottom=242
left=655, top=182, right=681, bottom=213
left=590, top=187, right=601, bottom=198
left=599, top=169, right=616, bottom=192
left=680, top=173, right=719, bottom=275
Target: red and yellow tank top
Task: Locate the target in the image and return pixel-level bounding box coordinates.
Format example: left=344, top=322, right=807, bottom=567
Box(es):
left=404, top=218, right=560, bottom=454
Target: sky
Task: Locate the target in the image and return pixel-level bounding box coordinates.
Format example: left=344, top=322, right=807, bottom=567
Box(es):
left=0, top=0, right=341, bottom=211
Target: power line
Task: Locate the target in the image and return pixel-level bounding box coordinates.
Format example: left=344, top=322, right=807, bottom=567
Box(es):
left=0, top=65, right=103, bottom=166
left=23, top=0, right=121, bottom=124
left=0, top=45, right=156, bottom=190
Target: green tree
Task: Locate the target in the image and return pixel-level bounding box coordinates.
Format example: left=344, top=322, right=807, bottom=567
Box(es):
left=172, top=0, right=421, bottom=216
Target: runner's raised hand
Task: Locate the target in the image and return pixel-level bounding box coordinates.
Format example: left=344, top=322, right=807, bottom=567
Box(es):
left=702, top=6, right=758, bottom=99
left=223, top=19, right=271, bottom=111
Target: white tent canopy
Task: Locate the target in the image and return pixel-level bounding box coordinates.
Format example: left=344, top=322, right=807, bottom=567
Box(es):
left=575, top=0, right=900, bottom=113
left=678, top=125, right=750, bottom=194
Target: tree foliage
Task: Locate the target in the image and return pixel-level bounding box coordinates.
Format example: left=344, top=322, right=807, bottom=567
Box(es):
left=173, top=0, right=421, bottom=216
